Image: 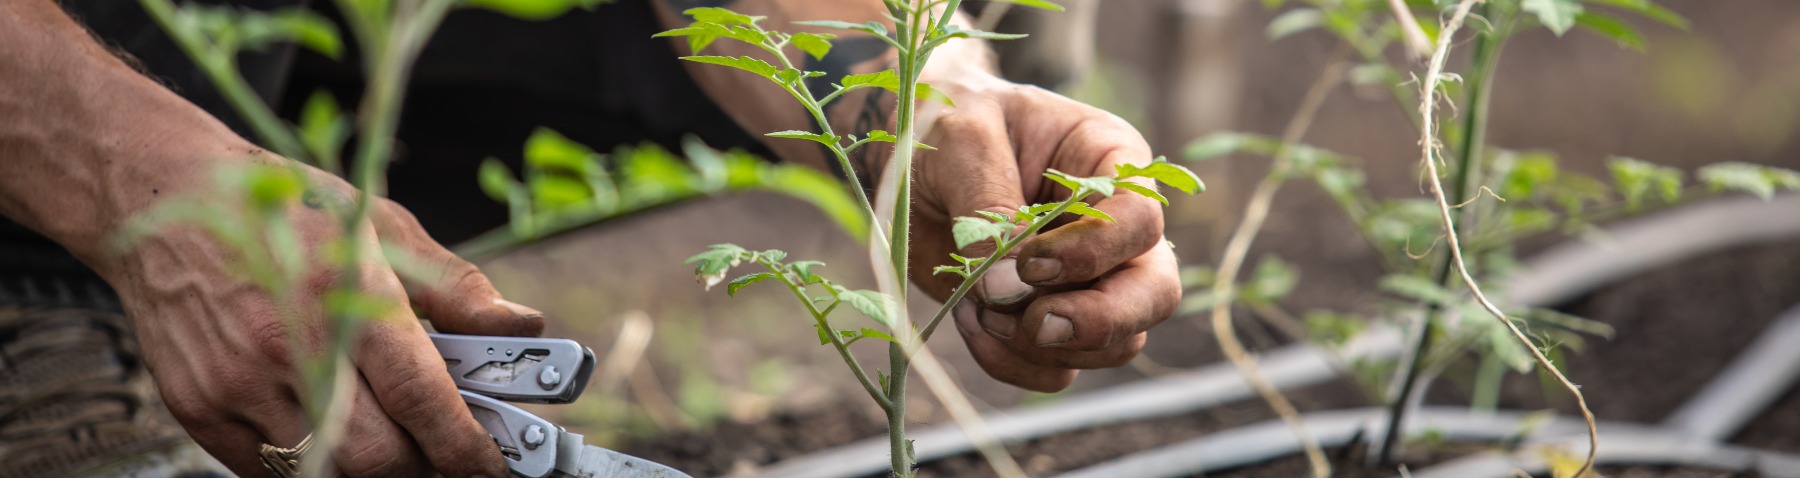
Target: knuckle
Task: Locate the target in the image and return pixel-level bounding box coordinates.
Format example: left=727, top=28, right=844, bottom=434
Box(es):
left=249, top=317, right=297, bottom=367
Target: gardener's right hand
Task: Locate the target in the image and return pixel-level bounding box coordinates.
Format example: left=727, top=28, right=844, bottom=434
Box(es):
left=0, top=2, right=539, bottom=475
left=106, top=153, right=545, bottom=477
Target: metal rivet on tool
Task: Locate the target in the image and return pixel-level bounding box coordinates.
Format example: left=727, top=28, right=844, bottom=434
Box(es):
left=522, top=425, right=546, bottom=449
left=486, top=347, right=494, bottom=355
left=538, top=366, right=561, bottom=390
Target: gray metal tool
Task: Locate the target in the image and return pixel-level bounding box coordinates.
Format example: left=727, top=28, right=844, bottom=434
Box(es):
left=431, top=333, right=691, bottom=478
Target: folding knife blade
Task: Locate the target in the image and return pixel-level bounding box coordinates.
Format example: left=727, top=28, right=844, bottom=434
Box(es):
left=432, top=333, right=596, bottom=403
left=460, top=391, right=692, bottom=478
left=553, top=430, right=693, bottom=478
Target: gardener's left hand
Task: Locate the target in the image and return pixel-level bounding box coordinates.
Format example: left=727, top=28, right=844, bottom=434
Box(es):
left=910, top=66, right=1181, bottom=393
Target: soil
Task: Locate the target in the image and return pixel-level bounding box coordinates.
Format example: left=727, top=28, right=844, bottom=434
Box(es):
left=614, top=238, right=1800, bottom=477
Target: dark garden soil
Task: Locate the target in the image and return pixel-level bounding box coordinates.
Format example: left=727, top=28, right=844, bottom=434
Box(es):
left=618, top=238, right=1800, bottom=477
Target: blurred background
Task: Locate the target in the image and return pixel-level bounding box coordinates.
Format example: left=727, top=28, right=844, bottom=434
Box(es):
left=461, top=0, right=1800, bottom=475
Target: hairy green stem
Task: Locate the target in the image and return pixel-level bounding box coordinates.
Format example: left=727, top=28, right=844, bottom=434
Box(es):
left=767, top=262, right=894, bottom=411
left=918, top=195, right=1080, bottom=342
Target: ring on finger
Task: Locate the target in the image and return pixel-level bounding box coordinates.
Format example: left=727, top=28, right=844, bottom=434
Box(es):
left=259, top=433, right=313, bottom=478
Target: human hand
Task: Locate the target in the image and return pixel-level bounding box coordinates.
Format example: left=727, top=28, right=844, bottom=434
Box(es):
left=910, top=74, right=1181, bottom=393
left=104, top=153, right=542, bottom=477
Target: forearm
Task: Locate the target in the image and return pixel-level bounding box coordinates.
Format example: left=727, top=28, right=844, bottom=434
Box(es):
left=650, top=0, right=997, bottom=189
left=0, top=0, right=255, bottom=265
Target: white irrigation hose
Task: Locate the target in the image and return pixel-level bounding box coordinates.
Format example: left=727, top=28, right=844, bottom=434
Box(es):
left=751, top=331, right=1403, bottom=478
left=1058, top=407, right=1800, bottom=478
left=752, top=194, right=1800, bottom=478
left=1508, top=194, right=1800, bottom=306
left=1661, top=302, right=1800, bottom=441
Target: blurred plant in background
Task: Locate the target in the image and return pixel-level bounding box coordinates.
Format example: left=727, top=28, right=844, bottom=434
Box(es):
left=1178, top=0, right=1800, bottom=475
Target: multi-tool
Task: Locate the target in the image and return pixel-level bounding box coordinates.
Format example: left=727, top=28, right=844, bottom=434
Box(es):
left=430, top=333, right=693, bottom=478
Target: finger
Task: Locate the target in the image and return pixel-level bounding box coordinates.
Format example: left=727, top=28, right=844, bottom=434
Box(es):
left=374, top=199, right=545, bottom=337
left=352, top=275, right=508, bottom=477
left=184, top=419, right=282, bottom=477
left=999, top=243, right=1178, bottom=368
left=332, top=373, right=429, bottom=477
left=917, top=108, right=1037, bottom=310
left=1017, top=125, right=1165, bottom=287
left=952, top=300, right=1077, bottom=392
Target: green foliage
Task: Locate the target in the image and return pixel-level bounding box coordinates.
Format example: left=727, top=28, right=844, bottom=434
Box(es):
left=1522, top=0, right=1583, bottom=35
left=461, top=132, right=868, bottom=258
left=463, top=0, right=607, bottom=21
left=1698, top=162, right=1800, bottom=200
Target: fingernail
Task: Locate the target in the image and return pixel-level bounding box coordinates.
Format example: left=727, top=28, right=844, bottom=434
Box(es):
left=980, top=258, right=1033, bottom=306
left=980, top=309, right=1017, bottom=339
left=495, top=299, right=543, bottom=319
left=1020, top=257, right=1063, bottom=283
left=1037, top=313, right=1073, bottom=346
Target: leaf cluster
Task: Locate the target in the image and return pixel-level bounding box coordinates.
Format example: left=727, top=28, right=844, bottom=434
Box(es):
left=685, top=244, right=899, bottom=343
left=466, top=130, right=866, bottom=257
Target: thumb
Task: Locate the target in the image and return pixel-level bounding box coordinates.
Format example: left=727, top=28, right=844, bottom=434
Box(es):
left=919, top=111, right=1033, bottom=310
left=373, top=199, right=546, bottom=337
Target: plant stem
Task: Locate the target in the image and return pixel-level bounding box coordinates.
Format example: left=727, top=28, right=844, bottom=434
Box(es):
left=1407, top=2, right=1598, bottom=475
left=770, top=263, right=893, bottom=411
left=918, top=196, right=1079, bottom=342
left=1203, top=51, right=1349, bottom=478
left=1376, top=7, right=1501, bottom=464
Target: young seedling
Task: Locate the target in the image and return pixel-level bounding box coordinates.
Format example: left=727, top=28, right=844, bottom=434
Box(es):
left=663, top=3, right=1202, bottom=476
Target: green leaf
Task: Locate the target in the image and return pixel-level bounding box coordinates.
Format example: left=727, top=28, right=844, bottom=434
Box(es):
left=1064, top=202, right=1115, bottom=223
left=654, top=25, right=723, bottom=53
left=685, top=244, right=749, bottom=289
left=834, top=287, right=897, bottom=328
left=1266, top=8, right=1325, bottom=40
left=1044, top=169, right=1116, bottom=197
left=766, top=130, right=838, bottom=145
left=989, top=0, right=1066, bottom=12
left=524, top=127, right=596, bottom=172
left=681, top=55, right=779, bottom=79
left=478, top=160, right=520, bottom=203
left=864, top=130, right=897, bottom=143
left=246, top=167, right=304, bottom=210
left=268, top=9, right=342, bottom=58
left=465, top=0, right=586, bottom=21
left=788, top=260, right=826, bottom=284
left=841, top=70, right=899, bottom=90
left=727, top=272, right=777, bottom=296
left=1607, top=157, right=1681, bottom=209
left=794, top=20, right=887, bottom=37
left=1699, top=162, right=1778, bottom=200
left=858, top=328, right=899, bottom=344
left=939, top=24, right=1028, bottom=41
left=684, top=7, right=763, bottom=26
left=1522, top=0, right=1583, bottom=36
left=1379, top=274, right=1459, bottom=306
left=1304, top=311, right=1365, bottom=348
left=530, top=175, right=589, bottom=210
left=790, top=32, right=835, bottom=61
left=298, top=91, right=348, bottom=163
left=1114, top=182, right=1168, bottom=205
left=917, top=82, right=954, bottom=106
left=1246, top=256, right=1298, bottom=301
left=1116, top=156, right=1204, bottom=194
left=1586, top=0, right=1688, bottom=29
left=1575, top=12, right=1645, bottom=51
left=932, top=265, right=968, bottom=278
left=1497, top=152, right=1560, bottom=199
left=952, top=216, right=1012, bottom=249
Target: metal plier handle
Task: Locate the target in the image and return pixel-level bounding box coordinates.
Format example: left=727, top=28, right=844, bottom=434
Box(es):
left=431, top=333, right=596, bottom=477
